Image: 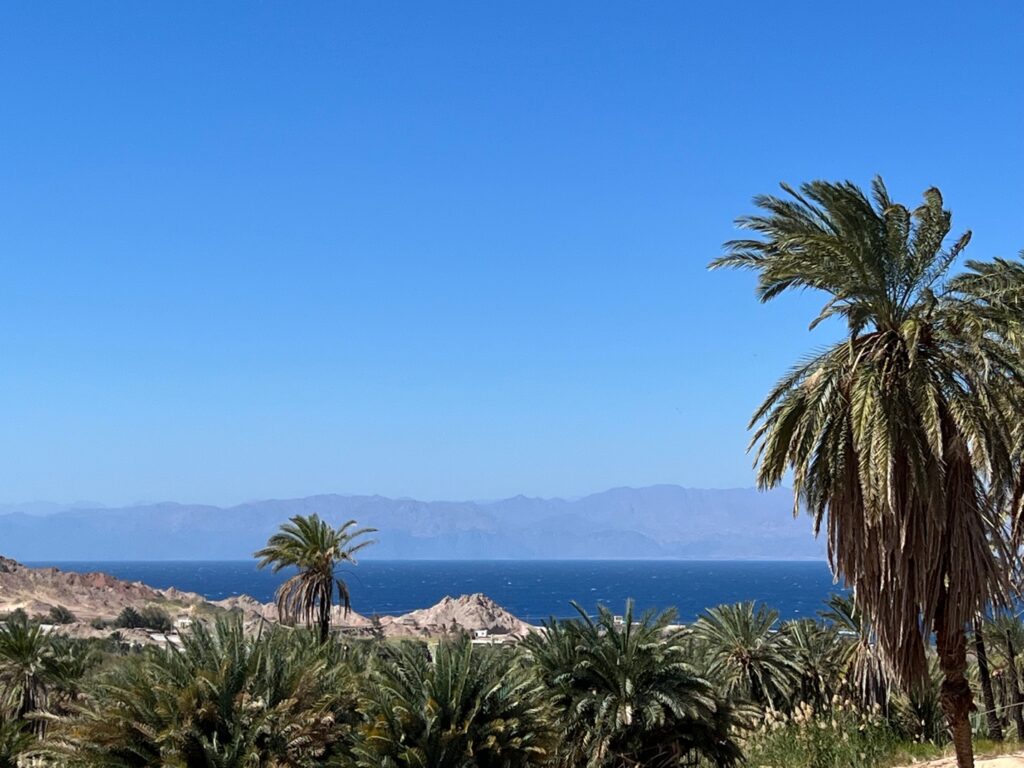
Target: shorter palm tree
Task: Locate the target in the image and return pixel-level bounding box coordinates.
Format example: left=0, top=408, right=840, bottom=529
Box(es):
left=356, top=637, right=554, bottom=768
left=0, top=616, right=55, bottom=724
left=891, top=656, right=947, bottom=745
left=255, top=514, right=376, bottom=642
left=691, top=601, right=798, bottom=711
left=526, top=601, right=745, bottom=768
left=819, top=594, right=893, bottom=711
left=783, top=618, right=844, bottom=710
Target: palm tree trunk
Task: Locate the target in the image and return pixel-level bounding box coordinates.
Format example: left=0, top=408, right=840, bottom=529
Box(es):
left=319, top=601, right=330, bottom=644
left=1003, top=632, right=1024, bottom=739
left=998, top=674, right=1012, bottom=732
left=974, top=619, right=1003, bottom=741
left=936, top=600, right=975, bottom=768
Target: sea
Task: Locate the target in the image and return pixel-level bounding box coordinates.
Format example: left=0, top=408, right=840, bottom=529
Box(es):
left=26, top=560, right=842, bottom=624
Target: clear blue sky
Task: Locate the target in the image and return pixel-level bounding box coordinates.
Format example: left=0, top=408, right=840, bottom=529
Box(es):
left=2, top=2, right=1023, bottom=506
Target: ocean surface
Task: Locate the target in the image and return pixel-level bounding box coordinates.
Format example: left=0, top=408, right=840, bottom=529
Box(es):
left=26, top=560, right=842, bottom=624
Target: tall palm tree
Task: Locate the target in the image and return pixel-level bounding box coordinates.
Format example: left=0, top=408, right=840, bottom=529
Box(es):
left=711, top=178, right=1024, bottom=767
left=355, top=636, right=554, bottom=768
left=690, top=601, right=798, bottom=711
left=525, top=601, right=743, bottom=768
left=255, top=514, right=376, bottom=643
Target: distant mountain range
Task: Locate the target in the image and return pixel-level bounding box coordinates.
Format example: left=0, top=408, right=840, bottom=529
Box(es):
left=0, top=485, right=825, bottom=561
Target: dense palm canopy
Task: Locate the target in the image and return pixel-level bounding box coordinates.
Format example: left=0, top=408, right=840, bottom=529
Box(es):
left=54, top=618, right=360, bottom=767
left=356, top=637, right=554, bottom=768
left=527, top=601, right=744, bottom=768
left=711, top=177, right=1024, bottom=766
left=255, top=514, right=376, bottom=642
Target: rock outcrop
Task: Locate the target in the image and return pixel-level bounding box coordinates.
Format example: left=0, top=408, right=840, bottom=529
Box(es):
left=0, top=556, right=206, bottom=621
left=379, top=593, right=532, bottom=639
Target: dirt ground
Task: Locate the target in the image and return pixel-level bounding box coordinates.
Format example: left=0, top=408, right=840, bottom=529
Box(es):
left=902, top=755, right=1024, bottom=768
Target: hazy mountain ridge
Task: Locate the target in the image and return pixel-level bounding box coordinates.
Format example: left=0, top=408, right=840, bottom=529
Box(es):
left=0, top=485, right=825, bottom=560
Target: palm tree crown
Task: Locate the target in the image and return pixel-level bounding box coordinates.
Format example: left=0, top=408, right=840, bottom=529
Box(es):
left=690, top=601, right=798, bottom=710
left=255, top=514, right=376, bottom=642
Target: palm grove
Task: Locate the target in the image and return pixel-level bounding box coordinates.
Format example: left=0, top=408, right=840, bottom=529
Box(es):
left=0, top=178, right=1023, bottom=767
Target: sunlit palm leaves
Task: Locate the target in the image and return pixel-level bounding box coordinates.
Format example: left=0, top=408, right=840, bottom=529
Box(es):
left=527, top=601, right=744, bottom=768
left=356, top=637, right=554, bottom=768
left=255, top=514, right=376, bottom=643
left=691, top=601, right=799, bottom=711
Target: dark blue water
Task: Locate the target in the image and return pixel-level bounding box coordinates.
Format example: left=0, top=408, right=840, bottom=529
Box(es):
left=26, top=560, right=841, bottom=623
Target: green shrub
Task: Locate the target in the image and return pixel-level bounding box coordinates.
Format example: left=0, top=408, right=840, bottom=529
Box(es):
left=111, top=605, right=171, bottom=632
left=47, top=605, right=76, bottom=624
left=0, top=608, right=28, bottom=626
left=113, top=606, right=143, bottom=629
left=137, top=607, right=172, bottom=632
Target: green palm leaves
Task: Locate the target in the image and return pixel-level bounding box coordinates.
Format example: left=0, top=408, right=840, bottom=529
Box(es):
left=527, top=601, right=744, bottom=768
left=712, top=176, right=1024, bottom=766
left=0, top=716, right=32, bottom=768
left=0, top=617, right=55, bottom=722
left=55, top=618, right=360, bottom=767
left=255, top=514, right=376, bottom=643
left=691, top=601, right=799, bottom=711
left=356, top=638, right=554, bottom=768
left=0, top=615, right=98, bottom=762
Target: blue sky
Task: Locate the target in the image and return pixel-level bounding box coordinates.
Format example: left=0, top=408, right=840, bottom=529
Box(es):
left=2, top=2, right=1023, bottom=506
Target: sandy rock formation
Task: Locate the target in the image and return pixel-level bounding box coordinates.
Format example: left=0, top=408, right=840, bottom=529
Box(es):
left=379, top=593, right=533, bottom=639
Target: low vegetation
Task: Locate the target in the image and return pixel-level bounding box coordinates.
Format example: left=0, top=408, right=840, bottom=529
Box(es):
left=111, top=605, right=172, bottom=632
left=3, top=594, right=1024, bottom=767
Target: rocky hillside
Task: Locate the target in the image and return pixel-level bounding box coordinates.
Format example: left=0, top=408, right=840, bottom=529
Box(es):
left=0, top=555, right=208, bottom=622
left=0, top=557, right=533, bottom=642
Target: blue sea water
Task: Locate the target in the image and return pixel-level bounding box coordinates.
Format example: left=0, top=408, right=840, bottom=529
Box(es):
left=26, top=560, right=842, bottom=624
